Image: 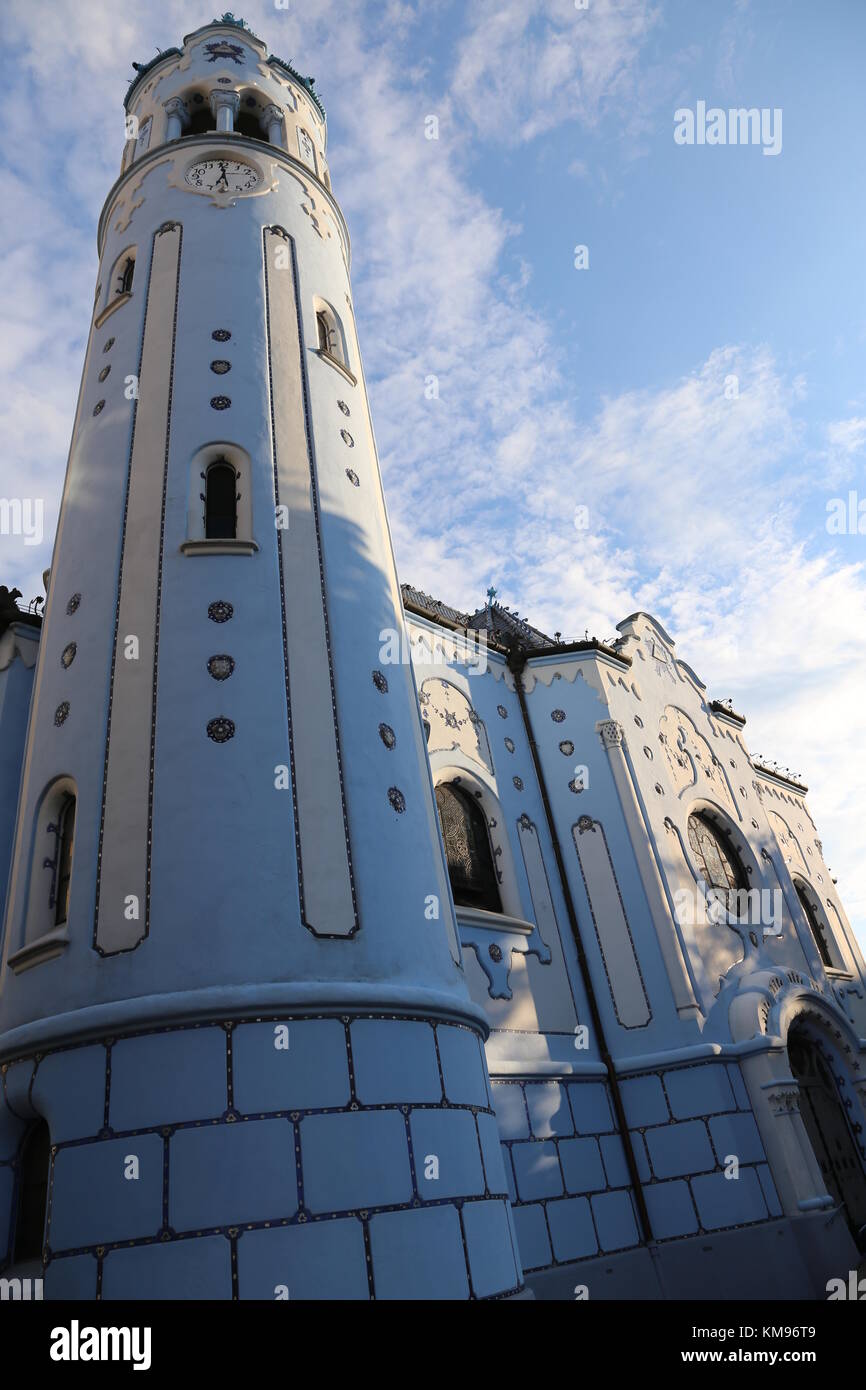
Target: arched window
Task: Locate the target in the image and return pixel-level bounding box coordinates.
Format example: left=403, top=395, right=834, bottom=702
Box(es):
left=795, top=882, right=834, bottom=968
left=435, top=782, right=502, bottom=914
left=52, top=794, right=75, bottom=927
left=687, top=811, right=748, bottom=913
left=317, top=310, right=332, bottom=354
left=204, top=460, right=238, bottom=540
left=13, top=1121, right=50, bottom=1267
left=116, top=255, right=135, bottom=296
left=314, top=301, right=348, bottom=370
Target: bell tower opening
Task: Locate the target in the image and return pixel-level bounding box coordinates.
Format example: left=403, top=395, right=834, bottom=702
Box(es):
left=788, top=1026, right=866, bottom=1250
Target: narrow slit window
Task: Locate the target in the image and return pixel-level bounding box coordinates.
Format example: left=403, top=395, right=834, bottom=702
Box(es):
left=13, top=1121, right=50, bottom=1267
left=53, top=794, right=75, bottom=927
left=796, top=883, right=835, bottom=968
left=205, top=460, right=238, bottom=540
left=317, top=310, right=331, bottom=355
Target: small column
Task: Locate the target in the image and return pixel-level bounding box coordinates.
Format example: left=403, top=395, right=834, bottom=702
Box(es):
left=209, top=89, right=240, bottom=134
left=261, top=103, right=284, bottom=147
left=163, top=96, right=190, bottom=142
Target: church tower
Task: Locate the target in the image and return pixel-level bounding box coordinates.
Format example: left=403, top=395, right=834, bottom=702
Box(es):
left=0, top=18, right=521, bottom=1300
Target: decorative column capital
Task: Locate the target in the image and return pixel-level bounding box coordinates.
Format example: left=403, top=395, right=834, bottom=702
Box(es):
left=209, top=89, right=241, bottom=117
left=598, top=719, right=624, bottom=748
left=163, top=96, right=190, bottom=126
left=261, top=103, right=283, bottom=126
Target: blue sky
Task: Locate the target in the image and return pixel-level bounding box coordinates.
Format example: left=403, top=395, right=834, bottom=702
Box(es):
left=1, top=0, right=865, bottom=945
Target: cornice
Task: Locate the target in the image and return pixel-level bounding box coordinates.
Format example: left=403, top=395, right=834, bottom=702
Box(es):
left=96, top=135, right=351, bottom=265
left=124, top=26, right=326, bottom=122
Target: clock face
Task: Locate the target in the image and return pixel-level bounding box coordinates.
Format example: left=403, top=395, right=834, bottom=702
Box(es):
left=185, top=159, right=261, bottom=193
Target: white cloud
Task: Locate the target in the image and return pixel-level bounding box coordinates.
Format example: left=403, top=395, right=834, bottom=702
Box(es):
left=451, top=0, right=660, bottom=144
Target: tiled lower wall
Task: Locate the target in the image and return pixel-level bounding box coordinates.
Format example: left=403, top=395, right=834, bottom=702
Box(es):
left=492, top=1061, right=781, bottom=1274
left=1, top=1014, right=521, bottom=1301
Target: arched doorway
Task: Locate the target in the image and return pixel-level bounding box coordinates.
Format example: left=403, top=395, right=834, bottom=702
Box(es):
left=788, top=1026, right=866, bottom=1250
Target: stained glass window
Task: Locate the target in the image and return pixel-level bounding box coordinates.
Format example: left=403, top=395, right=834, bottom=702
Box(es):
left=435, top=783, right=502, bottom=914
left=687, top=811, right=747, bottom=914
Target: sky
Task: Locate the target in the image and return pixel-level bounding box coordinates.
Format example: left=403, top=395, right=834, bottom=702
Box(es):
left=1, top=0, right=865, bottom=946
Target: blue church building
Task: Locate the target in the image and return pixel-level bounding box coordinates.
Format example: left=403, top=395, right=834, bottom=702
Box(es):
left=1, top=17, right=864, bottom=1301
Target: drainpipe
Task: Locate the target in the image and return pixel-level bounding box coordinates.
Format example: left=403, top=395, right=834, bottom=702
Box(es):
left=508, top=646, right=653, bottom=1244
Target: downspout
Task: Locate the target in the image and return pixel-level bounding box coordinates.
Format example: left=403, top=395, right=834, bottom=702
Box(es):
left=508, top=646, right=653, bottom=1244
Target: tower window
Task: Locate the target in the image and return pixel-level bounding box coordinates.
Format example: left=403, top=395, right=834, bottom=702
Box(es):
left=13, top=1121, right=50, bottom=1267
left=235, top=110, right=263, bottom=141
left=187, top=105, right=217, bottom=136
left=116, top=256, right=135, bottom=296
left=51, top=794, right=76, bottom=927
left=435, top=782, right=502, bottom=914
left=314, top=301, right=348, bottom=370
left=687, top=811, right=748, bottom=914
left=795, top=882, right=834, bottom=968
left=204, top=460, right=238, bottom=540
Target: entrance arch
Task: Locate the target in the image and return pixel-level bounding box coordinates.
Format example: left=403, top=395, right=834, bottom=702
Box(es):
left=788, top=1024, right=866, bottom=1250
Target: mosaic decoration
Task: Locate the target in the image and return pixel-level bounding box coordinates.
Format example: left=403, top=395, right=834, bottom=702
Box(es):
left=207, top=717, right=236, bottom=743
left=421, top=679, right=493, bottom=772
left=210, top=396, right=232, bottom=410
left=340, top=429, right=354, bottom=447
left=210, top=360, right=231, bottom=374
left=559, top=740, right=574, bottom=756
left=207, top=655, right=235, bottom=681
left=504, top=737, right=515, bottom=753
left=212, top=329, right=232, bottom=342
left=372, top=669, right=388, bottom=693
left=568, top=778, right=585, bottom=795
left=54, top=702, right=70, bottom=727
left=205, top=40, right=245, bottom=63
left=634, top=715, right=644, bottom=728
left=66, top=593, right=81, bottom=615
left=93, top=400, right=105, bottom=416
left=497, top=705, right=508, bottom=719
left=513, top=777, right=524, bottom=791
left=98, top=365, right=111, bottom=382
left=489, top=943, right=503, bottom=963
left=345, top=468, right=359, bottom=487
left=208, top=600, right=234, bottom=623
left=338, top=400, right=350, bottom=416
left=378, top=723, right=396, bottom=749
left=658, top=705, right=734, bottom=808
left=388, top=787, right=406, bottom=813
left=60, top=642, right=77, bottom=669
left=551, top=709, right=566, bottom=723
left=103, top=337, right=115, bottom=353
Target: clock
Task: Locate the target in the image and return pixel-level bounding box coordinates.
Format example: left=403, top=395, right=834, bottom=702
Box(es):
left=184, top=159, right=261, bottom=193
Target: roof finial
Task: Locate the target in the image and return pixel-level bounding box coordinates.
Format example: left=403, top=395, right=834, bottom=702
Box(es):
left=486, top=586, right=498, bottom=608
